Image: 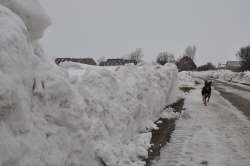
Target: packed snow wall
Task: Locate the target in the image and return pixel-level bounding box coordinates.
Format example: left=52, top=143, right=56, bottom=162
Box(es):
left=0, top=1, right=178, bottom=166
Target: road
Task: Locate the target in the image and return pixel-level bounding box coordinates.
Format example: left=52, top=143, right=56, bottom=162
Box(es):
left=152, top=79, right=250, bottom=166
left=213, top=80, right=250, bottom=120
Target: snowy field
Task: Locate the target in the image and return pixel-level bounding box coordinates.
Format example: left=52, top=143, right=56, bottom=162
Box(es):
left=0, top=1, right=179, bottom=165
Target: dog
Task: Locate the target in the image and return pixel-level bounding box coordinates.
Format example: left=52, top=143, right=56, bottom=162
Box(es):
left=202, top=80, right=212, bottom=106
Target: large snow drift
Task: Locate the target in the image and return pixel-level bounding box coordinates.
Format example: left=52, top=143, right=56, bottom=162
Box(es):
left=0, top=1, right=178, bottom=166
left=59, top=62, right=178, bottom=166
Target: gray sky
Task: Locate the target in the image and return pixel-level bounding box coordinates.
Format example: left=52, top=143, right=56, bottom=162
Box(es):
left=41, top=0, right=250, bottom=66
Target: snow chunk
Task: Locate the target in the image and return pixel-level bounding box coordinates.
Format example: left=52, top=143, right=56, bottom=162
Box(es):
left=0, top=5, right=39, bottom=74
left=0, top=0, right=51, bottom=40
left=161, top=107, right=180, bottom=119
left=178, top=71, right=195, bottom=87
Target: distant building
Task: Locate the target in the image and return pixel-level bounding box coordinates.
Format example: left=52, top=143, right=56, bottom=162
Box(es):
left=225, top=61, right=242, bottom=72
left=226, top=61, right=241, bottom=67
left=217, top=63, right=226, bottom=68
left=55, top=58, right=96, bottom=65
left=197, top=63, right=216, bottom=71
left=123, top=59, right=138, bottom=65
left=176, top=56, right=197, bottom=71
left=100, top=59, right=137, bottom=66
left=106, top=59, right=124, bottom=66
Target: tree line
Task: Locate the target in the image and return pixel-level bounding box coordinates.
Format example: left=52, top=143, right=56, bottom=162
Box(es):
left=97, top=46, right=196, bottom=66
left=237, top=45, right=250, bottom=71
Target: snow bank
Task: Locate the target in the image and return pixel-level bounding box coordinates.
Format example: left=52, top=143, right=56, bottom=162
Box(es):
left=192, top=70, right=250, bottom=84
left=0, top=1, right=178, bottom=166
left=178, top=71, right=195, bottom=87
left=1, top=57, right=178, bottom=166
left=56, top=63, right=178, bottom=166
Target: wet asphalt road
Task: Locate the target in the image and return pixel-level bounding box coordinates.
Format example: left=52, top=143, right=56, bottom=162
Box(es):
left=213, top=80, right=250, bottom=120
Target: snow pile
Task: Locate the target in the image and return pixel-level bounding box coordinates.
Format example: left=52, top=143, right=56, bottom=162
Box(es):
left=178, top=71, right=195, bottom=87
left=161, top=107, right=180, bottom=119
left=0, top=1, right=179, bottom=165
left=224, top=71, right=250, bottom=84
left=0, top=0, right=51, bottom=40
left=57, top=63, right=178, bottom=166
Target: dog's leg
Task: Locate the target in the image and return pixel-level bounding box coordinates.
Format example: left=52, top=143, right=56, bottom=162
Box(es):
left=203, top=96, right=206, bottom=106
left=207, top=95, right=211, bottom=103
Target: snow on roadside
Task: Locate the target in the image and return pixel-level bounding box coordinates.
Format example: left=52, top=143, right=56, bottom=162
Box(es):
left=160, top=107, right=180, bottom=119
left=178, top=71, right=195, bottom=87
left=192, top=70, right=250, bottom=84
left=0, top=1, right=178, bottom=165
left=215, top=83, right=250, bottom=101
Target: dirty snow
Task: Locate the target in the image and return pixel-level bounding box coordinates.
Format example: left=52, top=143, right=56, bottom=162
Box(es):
left=160, top=107, right=180, bottom=120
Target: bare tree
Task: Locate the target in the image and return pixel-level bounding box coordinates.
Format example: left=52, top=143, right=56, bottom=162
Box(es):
left=156, top=51, right=175, bottom=65
left=184, top=46, right=196, bottom=60
left=125, top=48, right=144, bottom=63
left=237, top=45, right=250, bottom=71
left=197, top=62, right=216, bottom=71
left=97, top=56, right=106, bottom=65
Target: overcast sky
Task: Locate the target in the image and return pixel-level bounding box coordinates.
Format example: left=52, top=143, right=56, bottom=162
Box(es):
left=41, top=0, right=250, bottom=65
